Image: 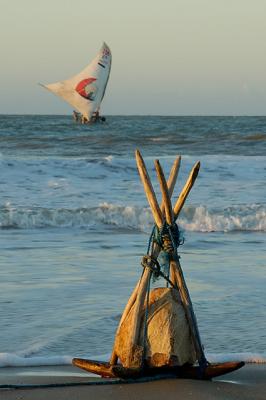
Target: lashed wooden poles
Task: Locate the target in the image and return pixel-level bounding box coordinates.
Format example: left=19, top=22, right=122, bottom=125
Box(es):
left=132, top=153, right=205, bottom=367
left=125, top=153, right=183, bottom=367
left=72, top=152, right=246, bottom=379
left=154, top=159, right=207, bottom=366
left=110, top=155, right=181, bottom=366
left=118, top=152, right=202, bottom=368
left=111, top=152, right=203, bottom=368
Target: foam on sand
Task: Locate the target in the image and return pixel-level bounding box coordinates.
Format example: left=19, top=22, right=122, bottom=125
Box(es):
left=0, top=351, right=265, bottom=368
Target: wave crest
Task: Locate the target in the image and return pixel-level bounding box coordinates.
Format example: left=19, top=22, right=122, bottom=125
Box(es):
left=180, top=204, right=266, bottom=232
left=0, top=203, right=265, bottom=232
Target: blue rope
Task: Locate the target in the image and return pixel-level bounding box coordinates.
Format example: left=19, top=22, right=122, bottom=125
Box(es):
left=147, top=222, right=184, bottom=283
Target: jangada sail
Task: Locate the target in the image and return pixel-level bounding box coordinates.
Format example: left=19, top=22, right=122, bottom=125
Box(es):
left=41, top=42, right=112, bottom=121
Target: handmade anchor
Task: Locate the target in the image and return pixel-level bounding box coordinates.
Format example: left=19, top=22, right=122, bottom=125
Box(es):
left=73, top=150, right=244, bottom=380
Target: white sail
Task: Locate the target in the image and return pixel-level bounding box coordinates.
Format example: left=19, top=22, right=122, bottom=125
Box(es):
left=41, top=42, right=112, bottom=120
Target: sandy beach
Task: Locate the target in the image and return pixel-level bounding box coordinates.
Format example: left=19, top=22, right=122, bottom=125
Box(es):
left=0, top=364, right=265, bottom=400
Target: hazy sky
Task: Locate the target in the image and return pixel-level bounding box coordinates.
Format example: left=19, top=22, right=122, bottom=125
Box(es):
left=1, top=0, right=266, bottom=115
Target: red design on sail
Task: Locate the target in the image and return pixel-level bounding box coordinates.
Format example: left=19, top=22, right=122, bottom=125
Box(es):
left=75, top=78, right=97, bottom=100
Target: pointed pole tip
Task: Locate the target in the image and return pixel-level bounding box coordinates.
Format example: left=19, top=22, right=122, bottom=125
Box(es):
left=194, top=161, right=201, bottom=173
left=135, top=149, right=143, bottom=161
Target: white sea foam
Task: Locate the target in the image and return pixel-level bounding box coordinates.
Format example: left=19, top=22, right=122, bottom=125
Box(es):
left=179, top=204, right=266, bottom=232
left=207, top=352, right=266, bottom=364
left=0, top=203, right=265, bottom=232
left=0, top=353, right=72, bottom=367
left=47, top=179, right=68, bottom=189
left=0, top=352, right=265, bottom=368
left=104, top=155, right=113, bottom=162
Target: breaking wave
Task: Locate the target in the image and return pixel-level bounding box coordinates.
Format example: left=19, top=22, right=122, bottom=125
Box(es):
left=0, top=203, right=265, bottom=232
left=179, top=204, right=266, bottom=232
left=0, top=203, right=153, bottom=231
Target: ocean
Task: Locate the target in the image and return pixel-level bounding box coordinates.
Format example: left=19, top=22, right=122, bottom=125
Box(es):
left=0, top=115, right=265, bottom=368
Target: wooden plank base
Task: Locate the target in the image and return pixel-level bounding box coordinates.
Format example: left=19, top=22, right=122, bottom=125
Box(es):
left=72, top=358, right=245, bottom=380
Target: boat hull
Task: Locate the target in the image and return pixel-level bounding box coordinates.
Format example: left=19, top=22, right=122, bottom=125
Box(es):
left=72, top=358, right=245, bottom=380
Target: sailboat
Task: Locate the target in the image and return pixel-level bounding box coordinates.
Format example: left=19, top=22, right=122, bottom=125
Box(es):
left=40, top=42, right=112, bottom=123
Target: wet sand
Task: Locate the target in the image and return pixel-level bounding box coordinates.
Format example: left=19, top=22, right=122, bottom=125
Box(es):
left=0, top=364, right=265, bottom=400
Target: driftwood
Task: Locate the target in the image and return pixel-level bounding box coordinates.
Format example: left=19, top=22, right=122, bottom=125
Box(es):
left=73, top=149, right=245, bottom=380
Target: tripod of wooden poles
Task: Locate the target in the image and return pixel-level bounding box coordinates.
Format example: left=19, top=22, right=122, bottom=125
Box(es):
left=72, top=150, right=245, bottom=380
left=110, top=150, right=207, bottom=370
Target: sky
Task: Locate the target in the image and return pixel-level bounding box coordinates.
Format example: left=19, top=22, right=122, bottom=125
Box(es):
left=0, top=0, right=266, bottom=115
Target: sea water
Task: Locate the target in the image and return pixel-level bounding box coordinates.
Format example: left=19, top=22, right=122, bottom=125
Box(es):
left=0, top=115, right=265, bottom=367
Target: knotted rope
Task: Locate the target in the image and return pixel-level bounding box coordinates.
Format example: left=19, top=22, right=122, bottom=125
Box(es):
left=144, top=221, right=184, bottom=284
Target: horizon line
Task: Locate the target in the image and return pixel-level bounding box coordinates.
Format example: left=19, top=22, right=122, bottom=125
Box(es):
left=0, top=113, right=266, bottom=118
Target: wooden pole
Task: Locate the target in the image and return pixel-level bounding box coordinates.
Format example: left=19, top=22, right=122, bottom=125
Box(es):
left=160, top=156, right=181, bottom=214
left=125, top=267, right=152, bottom=368
left=173, top=161, right=200, bottom=219
left=109, top=282, right=140, bottom=365
left=169, top=256, right=207, bottom=365
left=135, top=149, right=163, bottom=228
left=155, top=160, right=174, bottom=226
